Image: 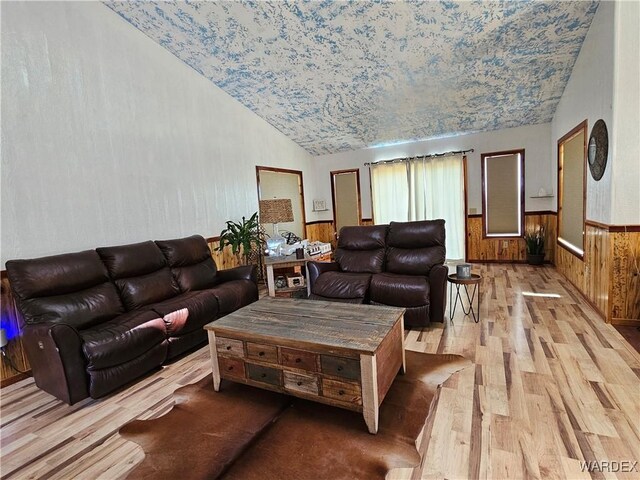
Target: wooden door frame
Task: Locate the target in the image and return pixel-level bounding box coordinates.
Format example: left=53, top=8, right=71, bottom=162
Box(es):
left=480, top=149, right=526, bottom=239
left=330, top=169, right=362, bottom=235
left=255, top=166, right=307, bottom=239
left=556, top=120, right=587, bottom=260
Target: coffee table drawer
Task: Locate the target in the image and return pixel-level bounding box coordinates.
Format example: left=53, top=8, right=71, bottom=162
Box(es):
left=281, top=348, right=318, bottom=372
left=322, top=378, right=362, bottom=406
left=219, top=356, right=245, bottom=380
left=246, top=342, right=278, bottom=363
left=284, top=371, right=319, bottom=395
left=321, top=355, right=360, bottom=381
left=216, top=337, right=244, bottom=357
left=247, top=363, right=282, bottom=387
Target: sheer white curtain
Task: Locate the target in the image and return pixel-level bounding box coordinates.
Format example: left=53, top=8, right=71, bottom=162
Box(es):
left=370, top=154, right=465, bottom=260
left=371, top=162, right=409, bottom=225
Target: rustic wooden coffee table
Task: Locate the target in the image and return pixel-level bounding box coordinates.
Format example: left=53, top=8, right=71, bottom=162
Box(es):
left=204, top=297, right=406, bottom=434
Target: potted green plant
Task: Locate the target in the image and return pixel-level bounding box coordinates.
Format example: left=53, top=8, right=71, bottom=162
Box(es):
left=216, top=212, right=261, bottom=265
left=525, top=225, right=546, bottom=265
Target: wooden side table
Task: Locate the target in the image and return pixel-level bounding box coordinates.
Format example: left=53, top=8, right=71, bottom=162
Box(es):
left=265, top=252, right=331, bottom=298
left=447, top=273, right=482, bottom=323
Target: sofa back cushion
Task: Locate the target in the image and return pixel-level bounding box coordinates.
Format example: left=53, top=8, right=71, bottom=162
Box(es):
left=6, top=250, right=124, bottom=329
left=97, top=241, right=179, bottom=310
left=334, top=225, right=387, bottom=273
left=155, top=235, right=218, bottom=292
left=386, top=220, right=446, bottom=276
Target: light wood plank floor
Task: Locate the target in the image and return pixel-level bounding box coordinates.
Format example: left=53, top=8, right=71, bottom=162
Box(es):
left=1, top=264, right=639, bottom=479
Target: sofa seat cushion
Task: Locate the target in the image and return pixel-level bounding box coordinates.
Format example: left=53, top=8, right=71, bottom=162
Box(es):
left=312, top=271, right=371, bottom=300
left=149, top=291, right=219, bottom=336
left=81, top=310, right=167, bottom=370
left=370, top=273, right=430, bottom=307
left=208, top=280, right=258, bottom=315
left=309, top=294, right=366, bottom=304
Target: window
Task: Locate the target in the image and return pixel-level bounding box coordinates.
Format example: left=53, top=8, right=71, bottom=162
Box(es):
left=557, top=121, right=586, bottom=258
left=370, top=154, right=465, bottom=260
left=481, top=149, right=524, bottom=237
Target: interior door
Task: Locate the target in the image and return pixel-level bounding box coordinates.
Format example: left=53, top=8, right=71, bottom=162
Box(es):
left=256, top=167, right=306, bottom=239
left=331, top=169, right=361, bottom=233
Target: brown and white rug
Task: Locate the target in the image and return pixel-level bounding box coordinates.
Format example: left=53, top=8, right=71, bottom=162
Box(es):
left=120, top=351, right=471, bottom=480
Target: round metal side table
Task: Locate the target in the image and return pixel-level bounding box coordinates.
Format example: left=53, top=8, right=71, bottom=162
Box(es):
left=447, top=273, right=482, bottom=323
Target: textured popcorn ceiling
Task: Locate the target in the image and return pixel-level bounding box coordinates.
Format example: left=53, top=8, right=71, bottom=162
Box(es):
left=107, top=1, right=599, bottom=156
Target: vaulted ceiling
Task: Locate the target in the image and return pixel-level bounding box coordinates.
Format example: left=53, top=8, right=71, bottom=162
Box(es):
left=107, top=1, right=599, bottom=156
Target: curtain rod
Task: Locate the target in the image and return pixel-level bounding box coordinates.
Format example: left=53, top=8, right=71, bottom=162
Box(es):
left=364, top=149, right=474, bottom=166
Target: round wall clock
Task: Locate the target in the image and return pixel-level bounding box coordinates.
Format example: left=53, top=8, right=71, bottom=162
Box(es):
left=588, top=119, right=608, bottom=181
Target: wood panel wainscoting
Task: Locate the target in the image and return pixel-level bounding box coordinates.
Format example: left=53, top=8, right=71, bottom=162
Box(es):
left=305, top=218, right=374, bottom=251
left=466, top=211, right=557, bottom=263
left=556, top=221, right=640, bottom=325
left=305, top=220, right=335, bottom=247
left=0, top=274, right=31, bottom=386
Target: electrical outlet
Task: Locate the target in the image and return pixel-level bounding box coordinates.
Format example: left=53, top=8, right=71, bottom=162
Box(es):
left=502, top=240, right=508, bottom=248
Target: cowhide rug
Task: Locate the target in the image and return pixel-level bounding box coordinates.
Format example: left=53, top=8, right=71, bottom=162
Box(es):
left=120, top=351, right=471, bottom=480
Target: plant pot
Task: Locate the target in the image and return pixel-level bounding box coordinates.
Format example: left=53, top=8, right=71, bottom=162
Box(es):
left=527, top=253, right=545, bottom=265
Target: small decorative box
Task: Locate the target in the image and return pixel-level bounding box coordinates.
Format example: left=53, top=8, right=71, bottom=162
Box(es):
left=286, top=275, right=305, bottom=288
left=456, top=264, right=471, bottom=279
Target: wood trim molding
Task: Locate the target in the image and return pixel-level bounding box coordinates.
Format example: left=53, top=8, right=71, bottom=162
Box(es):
left=0, top=371, right=31, bottom=388
left=611, top=318, right=640, bottom=327
left=466, top=211, right=558, bottom=219
left=585, top=220, right=640, bottom=233
left=467, top=259, right=529, bottom=264
left=463, top=155, right=470, bottom=263
left=305, top=220, right=333, bottom=226
left=330, top=168, right=362, bottom=229
left=557, top=119, right=588, bottom=261
left=480, top=149, right=526, bottom=239
left=525, top=210, right=558, bottom=216
left=256, top=165, right=307, bottom=239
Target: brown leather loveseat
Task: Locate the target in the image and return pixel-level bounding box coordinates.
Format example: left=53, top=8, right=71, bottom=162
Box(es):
left=307, top=220, right=447, bottom=327
left=6, top=235, right=257, bottom=404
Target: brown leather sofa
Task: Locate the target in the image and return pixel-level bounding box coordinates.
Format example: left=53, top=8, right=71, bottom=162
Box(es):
left=307, top=220, right=447, bottom=327
left=6, top=235, right=257, bottom=404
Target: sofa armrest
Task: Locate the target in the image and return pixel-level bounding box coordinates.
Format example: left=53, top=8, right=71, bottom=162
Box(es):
left=217, top=265, right=257, bottom=284
left=22, top=322, right=88, bottom=404
left=428, top=264, right=448, bottom=323
left=306, top=261, right=340, bottom=293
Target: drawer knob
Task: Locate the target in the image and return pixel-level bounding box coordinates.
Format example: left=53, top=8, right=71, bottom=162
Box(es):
left=226, top=346, right=232, bottom=350
left=227, top=366, right=233, bottom=371
left=297, top=381, right=303, bottom=386
left=338, top=390, right=345, bottom=396
left=337, top=366, right=343, bottom=372
left=261, top=373, right=267, bottom=378
left=259, top=351, right=265, bottom=357
left=295, top=358, right=302, bottom=363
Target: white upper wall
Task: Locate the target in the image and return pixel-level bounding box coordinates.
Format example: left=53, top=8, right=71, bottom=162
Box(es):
left=0, top=2, right=315, bottom=266
left=611, top=0, right=640, bottom=224
left=551, top=1, right=615, bottom=224
left=313, top=123, right=553, bottom=221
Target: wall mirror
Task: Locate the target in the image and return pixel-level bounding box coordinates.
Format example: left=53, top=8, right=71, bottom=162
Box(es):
left=331, top=169, right=361, bottom=233
left=481, top=149, right=525, bottom=237
left=557, top=120, right=587, bottom=258
left=256, top=166, right=306, bottom=241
